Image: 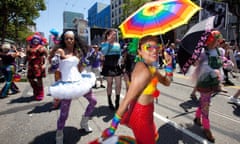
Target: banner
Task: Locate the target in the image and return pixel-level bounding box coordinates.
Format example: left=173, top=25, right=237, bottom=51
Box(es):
left=199, top=0, right=228, bottom=29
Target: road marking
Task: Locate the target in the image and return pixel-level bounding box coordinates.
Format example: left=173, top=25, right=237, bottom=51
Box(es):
left=211, top=109, right=240, bottom=124
left=154, top=112, right=209, bottom=144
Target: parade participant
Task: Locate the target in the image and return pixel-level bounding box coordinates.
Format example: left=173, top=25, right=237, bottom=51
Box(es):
left=164, top=48, right=174, bottom=81
left=0, top=43, right=20, bottom=98
left=86, top=44, right=105, bottom=89
left=192, top=30, right=223, bottom=143
left=100, top=35, right=171, bottom=144
left=166, top=43, right=177, bottom=70
left=100, top=29, right=122, bottom=110
left=48, top=30, right=97, bottom=144
left=26, top=33, right=48, bottom=101
left=190, top=38, right=228, bottom=101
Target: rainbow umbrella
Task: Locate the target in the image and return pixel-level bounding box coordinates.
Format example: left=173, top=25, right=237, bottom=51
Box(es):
left=119, top=0, right=201, bottom=38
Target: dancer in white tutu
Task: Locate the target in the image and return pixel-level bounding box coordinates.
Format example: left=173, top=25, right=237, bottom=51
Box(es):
left=48, top=30, right=97, bottom=144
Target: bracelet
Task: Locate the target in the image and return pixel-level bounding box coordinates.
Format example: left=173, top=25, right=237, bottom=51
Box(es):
left=111, top=113, right=121, bottom=129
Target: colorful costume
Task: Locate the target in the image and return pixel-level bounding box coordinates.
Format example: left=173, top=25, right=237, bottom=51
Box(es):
left=49, top=56, right=96, bottom=99
left=27, top=45, right=46, bottom=100
left=194, top=47, right=221, bottom=130
left=26, top=33, right=47, bottom=101
left=164, top=50, right=173, bottom=80
left=192, top=30, right=223, bottom=143
left=121, top=66, right=159, bottom=144
left=49, top=56, right=96, bottom=132
left=0, top=54, right=19, bottom=97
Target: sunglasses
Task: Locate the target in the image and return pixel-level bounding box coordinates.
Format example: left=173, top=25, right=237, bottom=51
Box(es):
left=65, top=37, right=74, bottom=41
left=143, top=44, right=160, bottom=52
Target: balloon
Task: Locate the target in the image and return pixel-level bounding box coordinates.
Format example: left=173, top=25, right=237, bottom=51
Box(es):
left=50, top=28, right=59, bottom=37
left=50, top=28, right=60, bottom=44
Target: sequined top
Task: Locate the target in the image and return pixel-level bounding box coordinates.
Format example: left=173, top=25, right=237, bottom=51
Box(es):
left=141, top=66, right=160, bottom=98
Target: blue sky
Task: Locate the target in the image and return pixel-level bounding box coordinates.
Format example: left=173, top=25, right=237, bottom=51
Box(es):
left=34, top=0, right=110, bottom=37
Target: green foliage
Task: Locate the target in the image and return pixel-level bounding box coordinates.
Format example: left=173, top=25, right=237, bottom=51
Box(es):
left=0, top=0, right=46, bottom=45
left=122, top=0, right=152, bottom=21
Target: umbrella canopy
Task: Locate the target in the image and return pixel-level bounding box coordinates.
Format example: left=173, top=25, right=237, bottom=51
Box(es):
left=178, top=16, right=215, bottom=74
left=119, top=0, right=201, bottom=38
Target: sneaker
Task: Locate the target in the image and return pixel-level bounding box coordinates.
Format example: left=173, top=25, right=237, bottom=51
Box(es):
left=100, top=84, right=105, bottom=88
left=229, top=96, right=240, bottom=105
left=9, top=90, right=20, bottom=95
left=92, top=84, right=98, bottom=89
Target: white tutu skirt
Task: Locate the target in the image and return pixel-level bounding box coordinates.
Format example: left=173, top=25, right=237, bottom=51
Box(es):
left=49, top=72, right=96, bottom=99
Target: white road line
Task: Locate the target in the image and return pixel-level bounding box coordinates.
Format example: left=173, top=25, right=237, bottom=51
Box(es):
left=153, top=112, right=209, bottom=144
left=211, top=109, right=240, bottom=124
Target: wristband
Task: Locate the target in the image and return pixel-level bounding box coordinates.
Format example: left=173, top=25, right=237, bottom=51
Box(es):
left=102, top=113, right=121, bottom=138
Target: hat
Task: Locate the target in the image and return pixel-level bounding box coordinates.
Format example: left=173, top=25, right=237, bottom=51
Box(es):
left=206, top=30, right=223, bottom=45
left=1, top=43, right=11, bottom=53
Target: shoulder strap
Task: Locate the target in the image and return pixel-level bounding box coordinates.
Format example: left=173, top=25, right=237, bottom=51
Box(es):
left=205, top=47, right=209, bottom=56
left=216, top=47, right=220, bottom=56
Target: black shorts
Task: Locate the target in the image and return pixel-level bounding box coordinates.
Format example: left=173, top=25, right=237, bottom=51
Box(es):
left=101, top=65, right=122, bottom=77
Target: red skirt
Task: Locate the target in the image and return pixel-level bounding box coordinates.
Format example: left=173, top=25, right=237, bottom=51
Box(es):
left=121, top=101, right=158, bottom=144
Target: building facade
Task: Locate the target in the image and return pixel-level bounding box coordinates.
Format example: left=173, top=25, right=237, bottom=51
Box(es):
left=63, top=11, right=84, bottom=31
left=111, top=0, right=124, bottom=27
left=88, top=2, right=110, bottom=28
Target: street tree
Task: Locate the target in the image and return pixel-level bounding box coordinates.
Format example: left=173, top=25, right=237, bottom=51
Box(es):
left=0, top=0, right=46, bottom=45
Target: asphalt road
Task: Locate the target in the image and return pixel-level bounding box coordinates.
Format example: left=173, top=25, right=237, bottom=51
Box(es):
left=0, top=67, right=239, bottom=144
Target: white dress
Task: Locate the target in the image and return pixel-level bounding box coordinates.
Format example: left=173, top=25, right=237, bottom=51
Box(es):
left=49, top=56, right=96, bottom=99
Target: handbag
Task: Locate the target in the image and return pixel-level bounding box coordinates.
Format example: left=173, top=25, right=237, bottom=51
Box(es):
left=223, top=59, right=234, bottom=72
